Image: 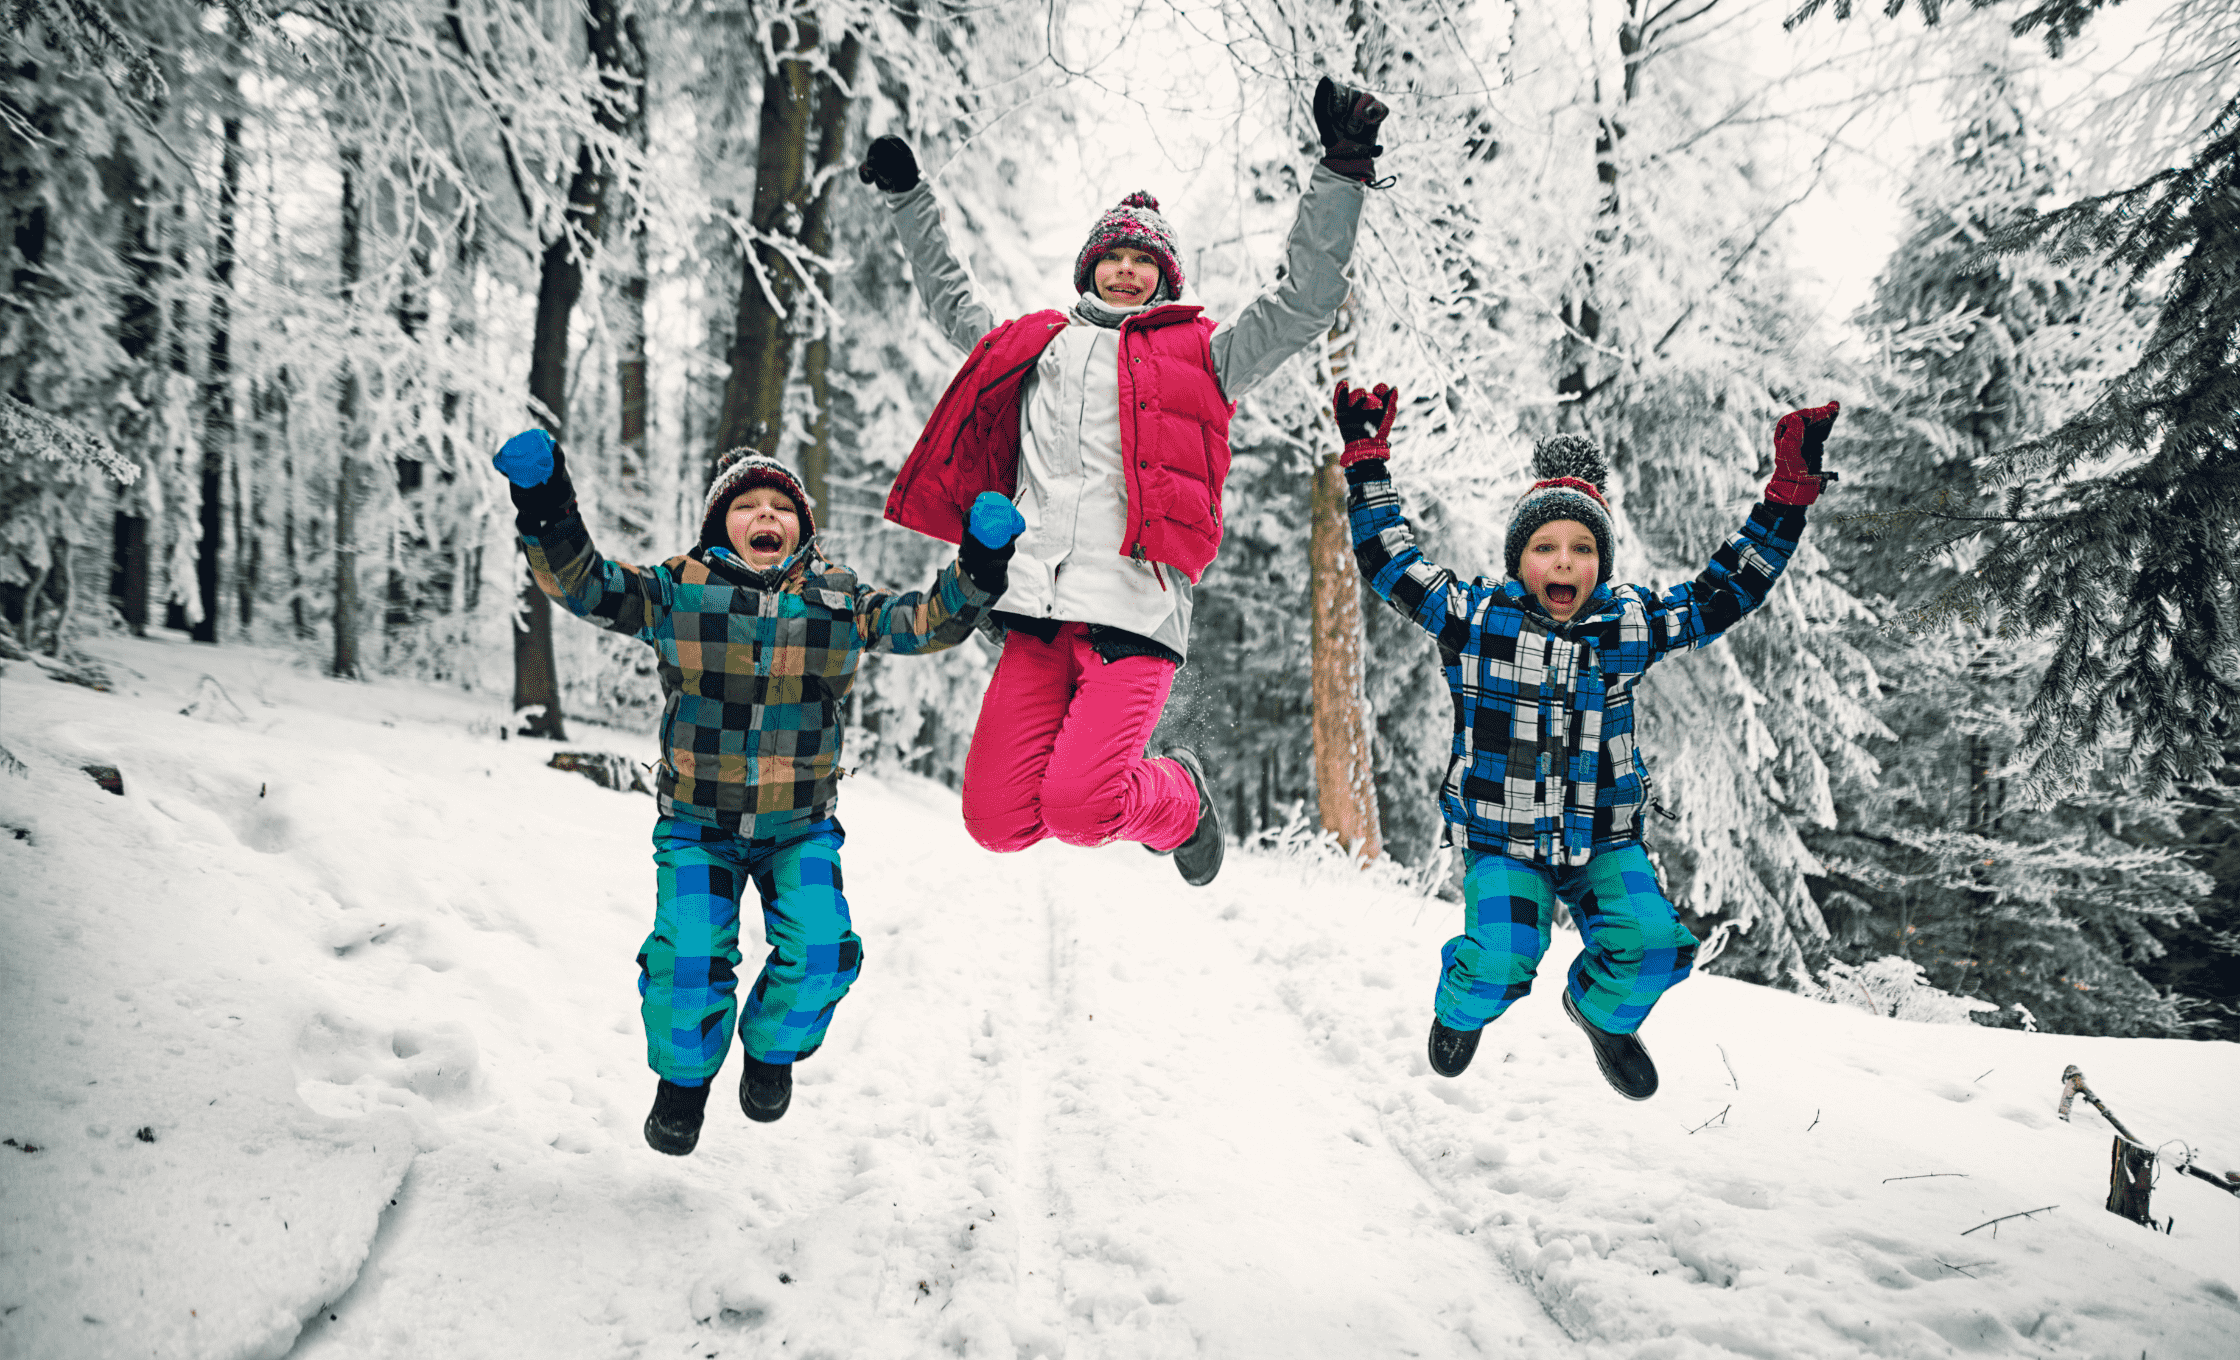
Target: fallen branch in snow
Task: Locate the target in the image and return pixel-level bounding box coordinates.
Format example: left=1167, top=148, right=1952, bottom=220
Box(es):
left=1960, top=1205, right=2058, bottom=1237
left=1806, top=1110, right=1819, bottom=1132
left=1687, top=1105, right=1731, bottom=1135
left=1883, top=1173, right=1969, bottom=1183
left=1936, top=1259, right=1992, bottom=1278
left=1716, top=1044, right=1738, bottom=1089
left=2059, top=1066, right=2240, bottom=1202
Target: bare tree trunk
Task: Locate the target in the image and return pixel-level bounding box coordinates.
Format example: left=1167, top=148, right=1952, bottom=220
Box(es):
left=1309, top=302, right=1383, bottom=860
left=714, top=14, right=822, bottom=467
left=195, top=114, right=241, bottom=646
left=611, top=13, right=653, bottom=558
left=795, top=32, right=863, bottom=523
left=334, top=145, right=364, bottom=679
left=515, top=0, right=631, bottom=739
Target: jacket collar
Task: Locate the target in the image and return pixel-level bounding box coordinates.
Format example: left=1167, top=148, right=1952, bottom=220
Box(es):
left=700, top=539, right=817, bottom=590
left=1502, top=578, right=1618, bottom=631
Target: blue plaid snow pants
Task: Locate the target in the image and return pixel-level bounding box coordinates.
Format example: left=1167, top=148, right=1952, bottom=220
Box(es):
left=639, top=816, right=862, bottom=1082
left=1437, top=844, right=1698, bottom=1036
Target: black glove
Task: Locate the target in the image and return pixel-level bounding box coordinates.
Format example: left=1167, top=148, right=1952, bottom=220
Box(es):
left=1313, top=76, right=1389, bottom=184
left=857, top=136, right=920, bottom=194
left=957, top=535, right=1014, bottom=599
left=507, top=442, right=578, bottom=532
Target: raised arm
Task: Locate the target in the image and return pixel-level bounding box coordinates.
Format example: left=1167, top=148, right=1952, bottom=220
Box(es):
left=1209, top=80, right=1389, bottom=400
left=858, top=492, right=1021, bottom=655
left=859, top=136, right=997, bottom=353
left=1642, top=402, right=1836, bottom=659
left=493, top=429, right=663, bottom=640
left=1334, top=382, right=1482, bottom=651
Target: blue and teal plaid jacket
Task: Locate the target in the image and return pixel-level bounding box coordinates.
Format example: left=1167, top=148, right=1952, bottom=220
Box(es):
left=1346, top=462, right=1807, bottom=866
left=522, top=513, right=995, bottom=840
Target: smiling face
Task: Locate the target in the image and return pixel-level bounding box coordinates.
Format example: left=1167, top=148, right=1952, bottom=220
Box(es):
left=725, top=485, right=802, bottom=570
left=1092, top=246, right=1161, bottom=307
left=1519, top=519, right=1599, bottom=622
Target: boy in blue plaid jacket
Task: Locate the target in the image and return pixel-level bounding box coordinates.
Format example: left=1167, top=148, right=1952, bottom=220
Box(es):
left=495, top=432, right=1023, bottom=1153
left=1333, top=382, right=1839, bottom=1100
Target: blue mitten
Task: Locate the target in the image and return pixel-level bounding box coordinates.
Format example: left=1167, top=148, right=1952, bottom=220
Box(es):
left=494, top=428, right=556, bottom=487
left=967, top=492, right=1026, bottom=549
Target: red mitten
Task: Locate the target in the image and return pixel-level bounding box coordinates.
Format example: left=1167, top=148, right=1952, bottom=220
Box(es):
left=1333, top=380, right=1399, bottom=466
left=1767, top=400, right=1840, bottom=506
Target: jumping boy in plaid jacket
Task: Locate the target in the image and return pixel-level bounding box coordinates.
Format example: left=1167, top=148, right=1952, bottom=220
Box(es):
left=494, top=431, right=1022, bottom=1153
left=1333, top=382, right=1839, bottom=1100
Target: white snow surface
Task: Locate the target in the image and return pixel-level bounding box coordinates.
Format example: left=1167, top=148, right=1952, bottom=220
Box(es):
left=3, top=635, right=2238, bottom=1360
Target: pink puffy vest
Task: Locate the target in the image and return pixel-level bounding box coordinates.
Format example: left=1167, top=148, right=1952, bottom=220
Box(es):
left=884, top=304, right=1236, bottom=583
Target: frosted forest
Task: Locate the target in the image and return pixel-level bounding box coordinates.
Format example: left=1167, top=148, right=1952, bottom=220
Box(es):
left=4, top=0, right=2240, bottom=1355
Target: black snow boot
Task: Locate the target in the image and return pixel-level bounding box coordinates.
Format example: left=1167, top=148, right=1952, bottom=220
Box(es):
left=739, top=1054, right=793, bottom=1123
left=1428, top=1018, right=1482, bottom=1078
left=644, top=1078, right=710, bottom=1156
left=1165, top=748, right=1224, bottom=887
left=1563, top=989, right=1658, bottom=1100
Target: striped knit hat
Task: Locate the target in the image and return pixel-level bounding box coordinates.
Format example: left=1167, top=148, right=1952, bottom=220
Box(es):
left=1504, top=435, right=1615, bottom=584
left=700, top=449, right=815, bottom=549
left=1072, top=191, right=1185, bottom=300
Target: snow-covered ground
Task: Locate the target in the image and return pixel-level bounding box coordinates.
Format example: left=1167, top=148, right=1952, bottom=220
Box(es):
left=3, top=634, right=2237, bottom=1360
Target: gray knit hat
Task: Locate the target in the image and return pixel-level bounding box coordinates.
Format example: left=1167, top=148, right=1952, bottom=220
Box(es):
left=1503, top=435, right=1615, bottom=584
left=700, top=449, right=815, bottom=549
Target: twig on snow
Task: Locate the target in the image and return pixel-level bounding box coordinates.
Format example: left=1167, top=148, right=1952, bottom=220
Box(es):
left=1883, top=1173, right=1970, bottom=1183
left=1974, top=1068, right=1994, bottom=1084
left=1687, top=1105, right=1731, bottom=1135
left=1960, top=1205, right=2058, bottom=1237
left=1806, top=1109, right=1820, bottom=1132
left=1936, top=1259, right=1991, bottom=1278
left=1716, top=1044, right=1739, bottom=1089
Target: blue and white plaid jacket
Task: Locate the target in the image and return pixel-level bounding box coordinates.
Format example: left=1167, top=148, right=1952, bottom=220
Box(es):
left=1346, top=462, right=1807, bottom=866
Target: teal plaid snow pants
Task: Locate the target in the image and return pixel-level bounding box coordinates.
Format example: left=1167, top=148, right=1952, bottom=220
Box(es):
left=640, top=816, right=862, bottom=1082
left=1437, top=844, right=1698, bottom=1036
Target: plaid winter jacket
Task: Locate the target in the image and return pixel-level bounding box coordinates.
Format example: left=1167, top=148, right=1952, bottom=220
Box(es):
left=1346, top=461, right=1807, bottom=866
left=521, top=512, right=996, bottom=840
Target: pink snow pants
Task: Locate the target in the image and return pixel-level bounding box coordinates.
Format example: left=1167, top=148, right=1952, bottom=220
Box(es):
left=962, top=621, right=1199, bottom=854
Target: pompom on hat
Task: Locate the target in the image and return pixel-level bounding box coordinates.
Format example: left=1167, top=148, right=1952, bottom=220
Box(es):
left=1073, top=191, right=1185, bottom=301
left=1504, top=435, right=1616, bottom=585
left=700, top=449, right=815, bottom=550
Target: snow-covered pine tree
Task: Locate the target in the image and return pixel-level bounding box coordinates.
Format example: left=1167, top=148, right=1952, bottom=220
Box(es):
left=1812, top=52, right=2210, bottom=1035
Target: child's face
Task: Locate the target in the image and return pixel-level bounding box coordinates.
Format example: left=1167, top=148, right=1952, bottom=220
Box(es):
left=1092, top=247, right=1160, bottom=307
left=726, top=486, right=801, bottom=570
left=1519, top=519, right=1599, bottom=622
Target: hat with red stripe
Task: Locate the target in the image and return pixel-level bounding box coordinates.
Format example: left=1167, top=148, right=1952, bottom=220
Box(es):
left=1504, top=435, right=1615, bottom=584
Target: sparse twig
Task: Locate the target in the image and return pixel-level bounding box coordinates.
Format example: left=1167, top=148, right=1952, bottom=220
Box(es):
left=1687, top=1105, right=1731, bottom=1135
left=1936, top=1259, right=1991, bottom=1278
left=1883, top=1173, right=1969, bottom=1183
left=1806, top=1110, right=1819, bottom=1132
left=1960, top=1205, right=2058, bottom=1238
left=1716, top=1044, right=1738, bottom=1090
left=1974, top=1069, right=1994, bottom=1084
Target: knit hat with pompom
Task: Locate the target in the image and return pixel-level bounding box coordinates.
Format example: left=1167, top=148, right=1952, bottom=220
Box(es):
left=700, top=448, right=815, bottom=550
left=1504, top=435, right=1615, bottom=584
left=1073, top=191, right=1185, bottom=300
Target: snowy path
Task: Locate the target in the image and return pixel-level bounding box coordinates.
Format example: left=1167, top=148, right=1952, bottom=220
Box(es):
left=5, top=635, right=2240, bottom=1360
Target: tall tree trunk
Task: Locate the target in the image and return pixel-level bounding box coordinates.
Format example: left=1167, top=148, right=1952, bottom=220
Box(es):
left=195, top=114, right=241, bottom=645
left=515, top=0, right=630, bottom=739
left=334, top=145, right=364, bottom=679
left=611, top=13, right=653, bottom=558
left=1309, top=301, right=1383, bottom=860
left=794, top=32, right=863, bottom=523
left=714, top=14, right=822, bottom=468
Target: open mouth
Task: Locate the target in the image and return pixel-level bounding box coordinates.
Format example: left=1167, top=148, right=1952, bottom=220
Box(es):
left=749, top=531, right=783, bottom=554
left=1545, top=584, right=1577, bottom=607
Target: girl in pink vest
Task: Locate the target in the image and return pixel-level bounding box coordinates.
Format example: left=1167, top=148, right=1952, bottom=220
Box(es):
left=859, top=80, right=1391, bottom=886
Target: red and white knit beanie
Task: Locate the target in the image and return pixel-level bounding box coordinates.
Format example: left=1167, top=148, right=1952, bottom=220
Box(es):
left=1504, top=435, right=1615, bottom=584
left=1072, top=191, right=1185, bottom=300
left=700, top=449, right=815, bottom=549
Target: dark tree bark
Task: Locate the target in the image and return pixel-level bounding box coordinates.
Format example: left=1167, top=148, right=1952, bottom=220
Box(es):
left=334, top=145, right=365, bottom=679
left=194, top=114, right=241, bottom=645
left=793, top=32, right=863, bottom=523
left=514, top=0, right=632, bottom=739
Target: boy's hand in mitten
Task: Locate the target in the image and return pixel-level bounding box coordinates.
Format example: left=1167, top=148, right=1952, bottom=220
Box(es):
left=967, top=491, right=1025, bottom=549
left=493, top=428, right=574, bottom=527
left=1333, top=380, right=1399, bottom=466
left=857, top=136, right=920, bottom=194
left=1766, top=401, right=1840, bottom=506
left=958, top=492, right=1023, bottom=596
left=1313, top=77, right=1389, bottom=184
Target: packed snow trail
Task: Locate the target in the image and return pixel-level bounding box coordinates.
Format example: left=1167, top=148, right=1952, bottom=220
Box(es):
left=3, top=635, right=2239, bottom=1360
